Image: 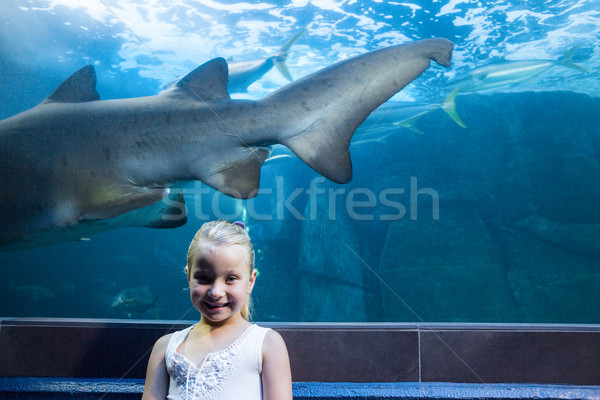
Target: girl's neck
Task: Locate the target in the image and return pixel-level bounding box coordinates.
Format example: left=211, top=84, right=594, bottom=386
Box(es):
left=198, top=314, right=251, bottom=331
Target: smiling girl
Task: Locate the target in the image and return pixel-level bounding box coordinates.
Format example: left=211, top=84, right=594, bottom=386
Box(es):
left=142, top=220, right=292, bottom=400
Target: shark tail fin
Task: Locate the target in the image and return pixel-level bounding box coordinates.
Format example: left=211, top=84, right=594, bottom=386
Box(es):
left=273, top=29, right=306, bottom=81
left=441, top=88, right=466, bottom=128
left=557, top=44, right=587, bottom=72
left=271, top=38, right=454, bottom=183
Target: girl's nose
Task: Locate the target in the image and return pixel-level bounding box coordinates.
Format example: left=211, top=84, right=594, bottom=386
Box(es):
left=208, top=282, right=225, bottom=298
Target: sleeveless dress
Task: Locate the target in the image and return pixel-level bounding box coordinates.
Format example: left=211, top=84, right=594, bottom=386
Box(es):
left=165, top=324, right=270, bottom=400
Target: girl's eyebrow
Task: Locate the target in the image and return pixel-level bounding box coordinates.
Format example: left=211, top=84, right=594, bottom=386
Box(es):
left=192, top=267, right=212, bottom=275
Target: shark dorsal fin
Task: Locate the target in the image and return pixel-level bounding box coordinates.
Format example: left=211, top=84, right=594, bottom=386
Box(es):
left=173, top=57, right=231, bottom=101
left=43, top=65, right=100, bottom=104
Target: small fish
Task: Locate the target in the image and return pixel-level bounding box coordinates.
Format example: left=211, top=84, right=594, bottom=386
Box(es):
left=353, top=88, right=465, bottom=140
left=446, top=44, right=586, bottom=92
left=161, top=30, right=306, bottom=94
left=9, top=284, right=57, bottom=302
left=153, top=246, right=180, bottom=267
left=227, top=29, right=306, bottom=93
left=111, top=286, right=161, bottom=319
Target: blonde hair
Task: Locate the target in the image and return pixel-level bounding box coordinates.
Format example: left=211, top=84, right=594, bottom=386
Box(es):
left=186, top=220, right=255, bottom=320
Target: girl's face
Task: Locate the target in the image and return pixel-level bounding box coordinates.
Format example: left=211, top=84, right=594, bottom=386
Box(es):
left=187, top=244, right=256, bottom=326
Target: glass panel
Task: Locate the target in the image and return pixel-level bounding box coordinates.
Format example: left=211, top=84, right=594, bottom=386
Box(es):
left=1, top=0, right=598, bottom=323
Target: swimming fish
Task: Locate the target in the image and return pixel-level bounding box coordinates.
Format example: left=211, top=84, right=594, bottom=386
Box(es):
left=353, top=88, right=465, bottom=139
left=0, top=38, right=454, bottom=250
left=446, top=44, right=586, bottom=92
left=227, top=29, right=305, bottom=93
left=8, top=284, right=58, bottom=302
left=111, top=286, right=160, bottom=319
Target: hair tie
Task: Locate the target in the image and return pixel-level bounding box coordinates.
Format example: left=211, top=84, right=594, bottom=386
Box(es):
left=233, top=221, right=246, bottom=229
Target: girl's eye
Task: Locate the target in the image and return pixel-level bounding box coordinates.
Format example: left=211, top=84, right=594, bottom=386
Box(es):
left=226, top=276, right=238, bottom=283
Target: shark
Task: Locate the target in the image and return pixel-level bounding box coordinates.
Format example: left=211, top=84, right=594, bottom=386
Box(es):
left=0, top=38, right=454, bottom=250
left=446, top=44, right=586, bottom=92
left=227, top=29, right=305, bottom=93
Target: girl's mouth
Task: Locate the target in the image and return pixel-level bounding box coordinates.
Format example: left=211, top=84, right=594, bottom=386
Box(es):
left=204, top=301, right=229, bottom=310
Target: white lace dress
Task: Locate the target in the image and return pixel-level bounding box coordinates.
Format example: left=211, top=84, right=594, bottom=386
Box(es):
left=165, top=324, right=270, bottom=400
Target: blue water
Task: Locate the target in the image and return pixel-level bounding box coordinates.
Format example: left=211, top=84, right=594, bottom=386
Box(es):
left=1, top=0, right=599, bottom=323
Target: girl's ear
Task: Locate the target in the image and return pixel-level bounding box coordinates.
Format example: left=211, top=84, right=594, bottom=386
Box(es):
left=247, top=269, right=258, bottom=294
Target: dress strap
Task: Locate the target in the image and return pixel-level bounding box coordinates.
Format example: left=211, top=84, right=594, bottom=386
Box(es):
left=165, top=325, right=193, bottom=362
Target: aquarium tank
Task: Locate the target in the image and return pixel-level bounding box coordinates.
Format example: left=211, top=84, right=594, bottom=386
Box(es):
left=0, top=0, right=599, bottom=324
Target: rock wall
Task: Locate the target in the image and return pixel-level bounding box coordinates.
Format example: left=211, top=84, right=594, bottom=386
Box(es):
left=296, top=91, right=600, bottom=323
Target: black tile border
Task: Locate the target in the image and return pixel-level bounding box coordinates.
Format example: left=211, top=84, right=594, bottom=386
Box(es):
left=1, top=319, right=599, bottom=385
left=420, top=330, right=600, bottom=385
left=1, top=378, right=600, bottom=399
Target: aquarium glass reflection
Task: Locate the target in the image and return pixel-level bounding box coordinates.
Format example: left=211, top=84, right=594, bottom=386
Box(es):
left=1, top=0, right=599, bottom=323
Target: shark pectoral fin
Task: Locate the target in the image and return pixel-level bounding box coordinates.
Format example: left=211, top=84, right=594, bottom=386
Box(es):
left=282, top=119, right=353, bottom=184
left=43, top=65, right=100, bottom=104
left=167, top=58, right=231, bottom=101
left=202, top=147, right=271, bottom=199
left=82, top=186, right=169, bottom=221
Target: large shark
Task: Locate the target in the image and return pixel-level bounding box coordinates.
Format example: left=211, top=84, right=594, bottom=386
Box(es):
left=0, top=38, right=453, bottom=250
left=227, top=29, right=305, bottom=93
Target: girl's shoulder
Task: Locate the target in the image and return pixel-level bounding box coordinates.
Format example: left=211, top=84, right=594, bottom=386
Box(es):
left=151, top=325, right=193, bottom=355
left=259, top=327, right=292, bottom=399
left=261, top=328, right=288, bottom=355
left=152, top=332, right=174, bottom=354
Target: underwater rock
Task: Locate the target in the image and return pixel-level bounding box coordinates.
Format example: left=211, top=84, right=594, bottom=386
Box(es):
left=297, top=186, right=383, bottom=322
left=454, top=91, right=600, bottom=224
left=499, top=226, right=600, bottom=323
left=352, top=91, right=600, bottom=226
left=514, top=215, right=600, bottom=259
left=287, top=91, right=600, bottom=323
left=378, top=208, right=518, bottom=322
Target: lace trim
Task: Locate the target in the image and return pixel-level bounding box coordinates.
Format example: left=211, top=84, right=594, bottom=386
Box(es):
left=167, top=325, right=257, bottom=400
